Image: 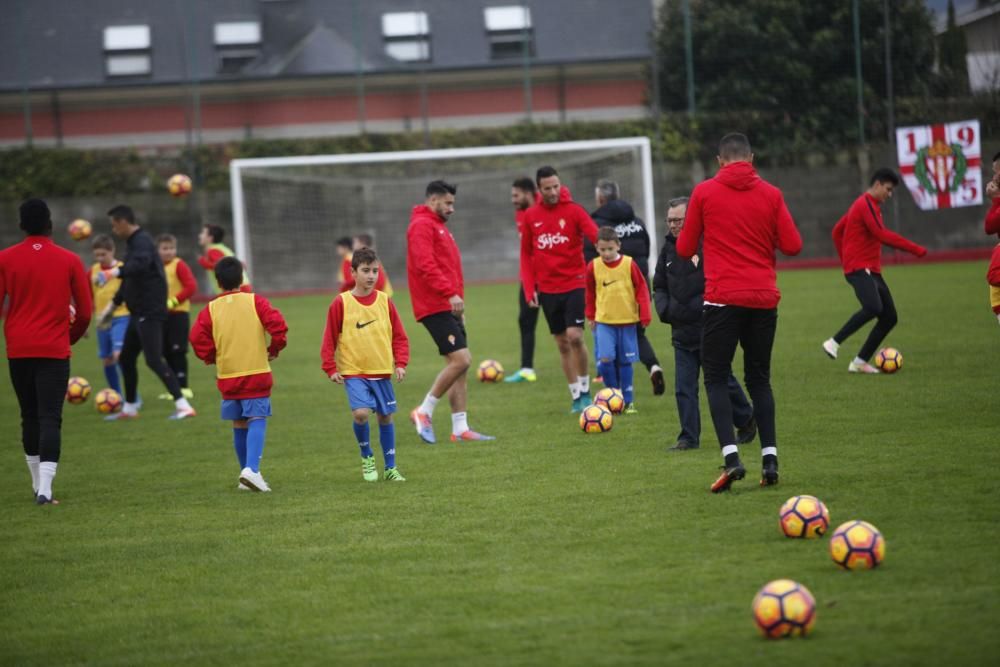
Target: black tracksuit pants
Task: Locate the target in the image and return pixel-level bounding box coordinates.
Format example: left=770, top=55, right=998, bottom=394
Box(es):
left=8, top=358, right=70, bottom=463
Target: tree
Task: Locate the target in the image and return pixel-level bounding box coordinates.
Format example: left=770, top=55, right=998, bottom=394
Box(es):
left=936, top=0, right=970, bottom=96
left=652, top=0, right=939, bottom=158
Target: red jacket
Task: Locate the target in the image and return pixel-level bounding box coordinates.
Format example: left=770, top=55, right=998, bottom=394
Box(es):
left=985, top=199, right=1000, bottom=237
left=320, top=290, right=410, bottom=377
left=584, top=256, right=652, bottom=327
left=406, top=205, right=463, bottom=321
left=0, top=235, right=92, bottom=359
left=988, top=243, right=1000, bottom=290
left=677, top=162, right=802, bottom=309
left=188, top=287, right=288, bottom=399
left=832, top=193, right=926, bottom=274
left=520, top=188, right=598, bottom=298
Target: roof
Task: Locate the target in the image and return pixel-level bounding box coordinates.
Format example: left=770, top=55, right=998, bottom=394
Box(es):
left=0, top=0, right=653, bottom=92
left=934, top=1, right=1000, bottom=33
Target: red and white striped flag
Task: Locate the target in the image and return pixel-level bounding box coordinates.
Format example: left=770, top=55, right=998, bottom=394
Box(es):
left=896, top=120, right=982, bottom=210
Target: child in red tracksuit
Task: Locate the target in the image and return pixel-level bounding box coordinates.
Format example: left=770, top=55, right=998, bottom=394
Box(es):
left=189, top=257, right=288, bottom=492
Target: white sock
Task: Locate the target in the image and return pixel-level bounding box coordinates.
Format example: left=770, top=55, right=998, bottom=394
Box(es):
left=721, top=444, right=739, bottom=458
left=825, top=338, right=840, bottom=352
left=419, top=393, right=439, bottom=416
left=578, top=375, right=590, bottom=394
left=37, top=461, right=57, bottom=499
left=122, top=401, right=140, bottom=415
left=761, top=446, right=778, bottom=458
left=520, top=367, right=534, bottom=374
left=569, top=382, right=581, bottom=400
left=852, top=356, right=867, bottom=365
left=650, top=364, right=662, bottom=376
left=25, top=454, right=40, bottom=493
left=175, top=397, right=192, bottom=411
left=451, top=411, right=469, bottom=436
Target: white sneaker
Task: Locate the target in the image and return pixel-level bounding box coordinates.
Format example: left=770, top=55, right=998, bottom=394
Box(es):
left=239, top=467, right=271, bottom=492
left=822, top=338, right=839, bottom=359
left=848, top=360, right=880, bottom=374
left=236, top=482, right=250, bottom=491
left=168, top=406, right=197, bottom=420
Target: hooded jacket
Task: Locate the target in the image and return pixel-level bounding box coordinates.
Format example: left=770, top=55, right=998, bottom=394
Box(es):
left=584, top=199, right=651, bottom=278
left=520, top=190, right=598, bottom=299
left=676, top=162, right=802, bottom=309
left=406, top=204, right=463, bottom=322
left=652, top=233, right=704, bottom=350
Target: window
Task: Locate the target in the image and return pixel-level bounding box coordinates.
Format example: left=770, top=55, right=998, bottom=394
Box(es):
left=214, top=20, right=261, bottom=74
left=381, top=11, right=430, bottom=63
left=484, top=6, right=534, bottom=60
left=103, top=25, right=152, bottom=76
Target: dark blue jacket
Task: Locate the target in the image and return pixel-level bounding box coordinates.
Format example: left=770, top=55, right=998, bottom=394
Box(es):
left=653, top=232, right=704, bottom=350
left=113, top=227, right=168, bottom=319
left=584, top=199, right=651, bottom=279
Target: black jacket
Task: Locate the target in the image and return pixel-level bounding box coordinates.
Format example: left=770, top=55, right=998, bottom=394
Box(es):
left=585, top=199, right=651, bottom=278
left=653, top=232, right=704, bottom=350
left=113, top=227, right=168, bottom=319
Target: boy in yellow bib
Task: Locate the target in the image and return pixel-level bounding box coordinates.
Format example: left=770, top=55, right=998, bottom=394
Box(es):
left=321, top=248, right=410, bottom=482
left=90, top=234, right=130, bottom=397
left=189, top=257, right=288, bottom=492
left=584, top=227, right=652, bottom=414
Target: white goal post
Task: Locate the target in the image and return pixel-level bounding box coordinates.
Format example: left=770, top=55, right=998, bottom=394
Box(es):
left=229, top=137, right=656, bottom=293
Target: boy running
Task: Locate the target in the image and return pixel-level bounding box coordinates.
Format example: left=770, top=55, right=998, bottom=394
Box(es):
left=189, top=257, right=288, bottom=492
left=89, top=234, right=129, bottom=396
left=157, top=234, right=196, bottom=399
left=197, top=224, right=237, bottom=294
left=321, top=247, right=410, bottom=481
left=585, top=227, right=652, bottom=414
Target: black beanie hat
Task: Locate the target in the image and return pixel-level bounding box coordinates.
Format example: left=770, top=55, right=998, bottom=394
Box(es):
left=19, top=199, right=52, bottom=235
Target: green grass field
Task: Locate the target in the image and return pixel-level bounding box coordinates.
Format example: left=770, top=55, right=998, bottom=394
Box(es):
left=2, top=261, right=998, bottom=666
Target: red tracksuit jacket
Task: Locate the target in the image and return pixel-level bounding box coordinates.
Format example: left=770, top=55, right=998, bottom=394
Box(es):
left=406, top=204, right=463, bottom=322
left=677, top=162, right=802, bottom=309
left=985, top=199, right=1000, bottom=237
left=832, top=193, right=926, bottom=274
left=0, top=235, right=92, bottom=358
left=520, top=188, right=598, bottom=299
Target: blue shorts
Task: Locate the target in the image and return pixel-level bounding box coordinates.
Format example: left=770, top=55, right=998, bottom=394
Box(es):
left=595, top=323, right=638, bottom=365
left=221, top=397, right=272, bottom=421
left=97, top=316, right=130, bottom=359
left=344, top=377, right=398, bottom=415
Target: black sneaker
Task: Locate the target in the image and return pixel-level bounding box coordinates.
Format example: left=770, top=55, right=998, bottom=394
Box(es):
left=736, top=418, right=757, bottom=444
left=710, top=462, right=746, bottom=493
left=650, top=368, right=665, bottom=396
left=668, top=440, right=699, bottom=451
left=760, top=460, right=779, bottom=487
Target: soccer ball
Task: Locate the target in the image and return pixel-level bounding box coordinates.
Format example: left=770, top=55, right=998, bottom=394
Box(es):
left=66, top=376, right=92, bottom=404
left=829, top=520, right=886, bottom=570
left=593, top=387, right=625, bottom=414
left=875, top=347, right=902, bottom=373
left=779, top=495, right=830, bottom=539
left=579, top=404, right=613, bottom=433
left=95, top=388, right=123, bottom=414
left=67, top=219, right=92, bottom=241
left=751, top=579, right=817, bottom=639
left=477, top=359, right=504, bottom=382
left=167, top=173, right=193, bottom=197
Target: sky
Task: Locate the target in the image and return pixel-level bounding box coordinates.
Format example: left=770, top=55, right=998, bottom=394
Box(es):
left=924, top=0, right=980, bottom=16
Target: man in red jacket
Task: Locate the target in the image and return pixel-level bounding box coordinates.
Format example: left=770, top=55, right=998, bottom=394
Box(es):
left=520, top=166, right=599, bottom=413
left=822, top=168, right=927, bottom=373
left=0, top=199, right=92, bottom=505
left=677, top=133, right=802, bottom=493
left=407, top=180, right=494, bottom=444
left=985, top=150, right=1000, bottom=237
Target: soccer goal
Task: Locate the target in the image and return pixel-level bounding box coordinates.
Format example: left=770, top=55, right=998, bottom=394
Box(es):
left=229, top=137, right=656, bottom=293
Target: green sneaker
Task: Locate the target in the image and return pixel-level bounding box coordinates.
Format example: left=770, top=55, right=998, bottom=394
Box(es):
left=181, top=388, right=195, bottom=400
left=384, top=467, right=406, bottom=481
left=361, top=456, right=378, bottom=482
left=624, top=402, right=638, bottom=415
left=504, top=368, right=537, bottom=383
left=579, top=391, right=592, bottom=407
left=569, top=396, right=582, bottom=413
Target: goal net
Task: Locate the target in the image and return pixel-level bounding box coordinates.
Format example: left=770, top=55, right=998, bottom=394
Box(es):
left=230, top=137, right=656, bottom=293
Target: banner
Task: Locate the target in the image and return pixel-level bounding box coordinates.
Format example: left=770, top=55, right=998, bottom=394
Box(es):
left=896, top=119, right=982, bottom=210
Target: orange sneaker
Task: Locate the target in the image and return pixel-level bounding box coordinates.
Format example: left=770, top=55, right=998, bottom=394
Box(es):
left=450, top=430, right=496, bottom=442
left=710, top=462, right=746, bottom=493
left=410, top=408, right=436, bottom=444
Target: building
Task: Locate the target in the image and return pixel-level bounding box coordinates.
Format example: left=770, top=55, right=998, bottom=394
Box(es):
left=935, top=1, right=1000, bottom=93
left=0, top=0, right=654, bottom=149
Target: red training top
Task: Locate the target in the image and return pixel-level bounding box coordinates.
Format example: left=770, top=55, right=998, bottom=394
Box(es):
left=520, top=188, right=598, bottom=299
left=984, top=199, right=1000, bottom=237
left=0, top=235, right=92, bottom=359
left=677, top=162, right=802, bottom=309
left=584, top=256, right=652, bottom=327
left=406, top=204, right=464, bottom=321
left=320, top=290, right=410, bottom=377
left=832, top=193, right=926, bottom=274
left=188, top=286, right=288, bottom=399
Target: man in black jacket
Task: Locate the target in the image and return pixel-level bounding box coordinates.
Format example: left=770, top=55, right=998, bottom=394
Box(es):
left=586, top=179, right=664, bottom=395
left=652, top=197, right=754, bottom=450
left=97, top=205, right=196, bottom=420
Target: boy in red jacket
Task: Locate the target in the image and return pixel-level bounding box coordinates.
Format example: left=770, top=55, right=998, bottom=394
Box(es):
left=822, top=169, right=927, bottom=373
left=677, top=133, right=802, bottom=493
left=584, top=227, right=652, bottom=414
left=322, top=247, right=409, bottom=481
left=189, top=257, right=288, bottom=492
left=406, top=180, right=494, bottom=444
